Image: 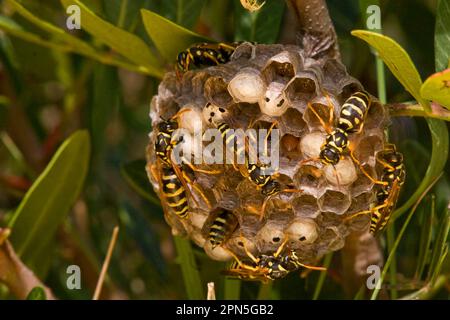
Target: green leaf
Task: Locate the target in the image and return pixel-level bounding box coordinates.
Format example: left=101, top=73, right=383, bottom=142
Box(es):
left=60, top=0, right=163, bottom=77
left=0, top=15, right=76, bottom=52
left=26, top=286, right=47, bottom=300
left=351, top=30, right=431, bottom=112
left=393, top=119, right=449, bottom=221
left=173, top=236, right=204, bottom=299
left=141, top=9, right=209, bottom=63
left=8, top=130, right=90, bottom=268
left=435, top=0, right=450, bottom=72
left=427, top=207, right=450, bottom=283
left=161, top=0, right=205, bottom=29
left=0, top=13, right=149, bottom=74
left=234, top=0, right=285, bottom=43
left=120, top=159, right=160, bottom=206
left=6, top=0, right=95, bottom=54
left=421, top=68, right=450, bottom=110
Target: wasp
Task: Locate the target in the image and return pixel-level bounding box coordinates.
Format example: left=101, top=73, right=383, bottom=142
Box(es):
left=303, top=91, right=381, bottom=187
left=222, top=238, right=326, bottom=283
left=219, top=113, right=300, bottom=218
left=208, top=210, right=239, bottom=249
left=310, top=90, right=371, bottom=166
left=151, top=109, right=220, bottom=219
left=176, top=42, right=241, bottom=74
left=345, top=144, right=405, bottom=234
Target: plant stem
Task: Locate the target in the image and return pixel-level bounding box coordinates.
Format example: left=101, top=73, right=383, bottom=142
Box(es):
left=389, top=103, right=450, bottom=121
left=370, top=174, right=442, bottom=300
left=312, top=252, right=333, bottom=300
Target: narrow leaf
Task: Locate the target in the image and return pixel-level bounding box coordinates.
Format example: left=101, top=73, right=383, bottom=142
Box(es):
left=61, top=0, right=163, bottom=77
left=6, top=0, right=95, bottom=55
left=415, top=195, right=435, bottom=279
left=8, top=131, right=90, bottom=268
left=26, top=286, right=47, bottom=300
left=420, top=68, right=450, bottom=110
left=141, top=9, right=209, bottom=63
left=427, top=208, right=450, bottom=282
left=351, top=30, right=430, bottom=111
left=393, top=119, right=449, bottom=221
left=435, top=0, right=450, bottom=71
left=173, top=236, right=204, bottom=299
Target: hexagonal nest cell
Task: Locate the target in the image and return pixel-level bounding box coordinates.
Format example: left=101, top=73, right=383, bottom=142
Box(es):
left=146, top=42, right=390, bottom=272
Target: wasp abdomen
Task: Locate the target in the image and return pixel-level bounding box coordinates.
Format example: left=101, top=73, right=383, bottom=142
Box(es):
left=161, top=166, right=189, bottom=219
left=338, top=91, right=371, bottom=133
left=208, top=210, right=238, bottom=248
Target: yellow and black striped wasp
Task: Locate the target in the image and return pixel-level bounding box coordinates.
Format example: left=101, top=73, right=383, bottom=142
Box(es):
left=345, top=143, right=405, bottom=234
left=222, top=237, right=326, bottom=283
left=208, top=210, right=239, bottom=249
left=176, top=42, right=241, bottom=74
left=206, top=103, right=300, bottom=219
left=150, top=109, right=218, bottom=220
left=306, top=90, right=372, bottom=166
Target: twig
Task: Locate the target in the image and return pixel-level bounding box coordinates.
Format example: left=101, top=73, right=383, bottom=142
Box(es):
left=93, top=226, right=119, bottom=300
left=285, top=0, right=340, bottom=60
left=389, top=102, right=450, bottom=121
left=207, top=282, right=216, bottom=300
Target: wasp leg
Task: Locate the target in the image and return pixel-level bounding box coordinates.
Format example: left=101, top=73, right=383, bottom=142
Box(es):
left=183, top=161, right=222, bottom=175
left=239, top=234, right=260, bottom=264
left=349, top=147, right=387, bottom=186
left=375, top=156, right=396, bottom=172
left=202, top=51, right=220, bottom=65
left=344, top=202, right=388, bottom=222
left=273, top=238, right=289, bottom=258
left=224, top=246, right=260, bottom=272
left=264, top=120, right=279, bottom=156
left=307, top=102, right=332, bottom=134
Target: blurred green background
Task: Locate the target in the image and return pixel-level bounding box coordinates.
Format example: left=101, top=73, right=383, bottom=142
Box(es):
left=0, top=0, right=449, bottom=300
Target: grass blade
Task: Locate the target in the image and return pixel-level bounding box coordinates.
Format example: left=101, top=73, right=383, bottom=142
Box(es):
left=312, top=252, right=333, bottom=300
left=426, top=205, right=450, bottom=283
left=370, top=173, right=442, bottom=300
left=415, top=195, right=435, bottom=279
left=173, top=236, right=204, bottom=299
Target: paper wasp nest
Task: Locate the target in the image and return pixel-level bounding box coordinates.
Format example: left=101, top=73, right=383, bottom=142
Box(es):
left=146, top=42, right=389, bottom=265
